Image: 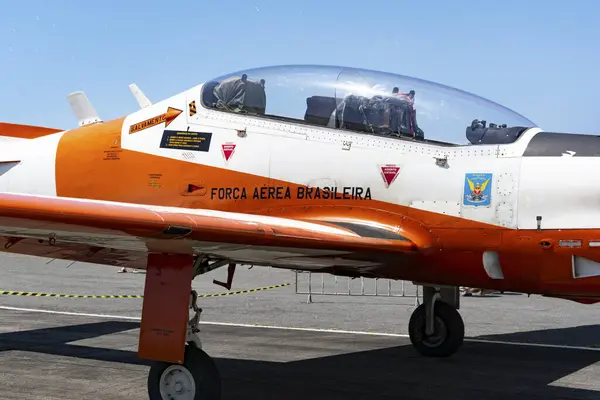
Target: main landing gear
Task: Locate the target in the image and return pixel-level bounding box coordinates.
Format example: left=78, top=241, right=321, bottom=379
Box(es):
left=140, top=254, right=233, bottom=400
left=408, top=285, right=465, bottom=357
left=147, top=290, right=221, bottom=400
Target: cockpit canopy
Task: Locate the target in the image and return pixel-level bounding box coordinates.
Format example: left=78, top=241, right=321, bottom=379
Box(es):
left=201, top=65, right=537, bottom=146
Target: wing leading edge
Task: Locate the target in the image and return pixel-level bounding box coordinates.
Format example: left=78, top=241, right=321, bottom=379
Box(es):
left=0, top=193, right=428, bottom=270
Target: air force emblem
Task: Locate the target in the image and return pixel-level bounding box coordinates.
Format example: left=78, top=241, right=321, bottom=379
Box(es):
left=463, top=173, right=492, bottom=207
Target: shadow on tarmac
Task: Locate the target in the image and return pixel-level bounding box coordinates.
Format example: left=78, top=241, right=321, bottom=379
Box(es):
left=1, top=320, right=599, bottom=399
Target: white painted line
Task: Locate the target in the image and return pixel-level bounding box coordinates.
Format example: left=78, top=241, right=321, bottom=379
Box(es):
left=1, top=305, right=599, bottom=352
left=0, top=306, right=141, bottom=321
left=198, top=319, right=410, bottom=337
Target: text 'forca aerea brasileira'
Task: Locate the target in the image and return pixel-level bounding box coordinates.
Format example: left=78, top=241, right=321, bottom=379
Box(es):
left=210, top=186, right=372, bottom=200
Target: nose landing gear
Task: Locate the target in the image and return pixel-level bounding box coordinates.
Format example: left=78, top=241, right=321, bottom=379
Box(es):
left=408, top=285, right=464, bottom=357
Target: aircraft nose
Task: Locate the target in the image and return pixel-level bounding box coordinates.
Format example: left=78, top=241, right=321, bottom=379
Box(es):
left=523, top=131, right=600, bottom=157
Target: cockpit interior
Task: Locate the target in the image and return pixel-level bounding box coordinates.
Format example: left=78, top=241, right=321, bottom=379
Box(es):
left=200, top=65, right=537, bottom=146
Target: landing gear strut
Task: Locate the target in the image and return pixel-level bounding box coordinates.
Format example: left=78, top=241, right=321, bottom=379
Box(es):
left=408, top=285, right=464, bottom=357
left=147, top=290, right=221, bottom=399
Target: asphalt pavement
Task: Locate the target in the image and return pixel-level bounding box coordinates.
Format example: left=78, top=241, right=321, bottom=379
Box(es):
left=0, top=253, right=598, bottom=399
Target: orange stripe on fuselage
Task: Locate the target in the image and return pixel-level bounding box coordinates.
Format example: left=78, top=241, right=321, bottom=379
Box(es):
left=54, top=118, right=600, bottom=297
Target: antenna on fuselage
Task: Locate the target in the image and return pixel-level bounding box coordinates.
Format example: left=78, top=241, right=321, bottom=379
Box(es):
left=128, top=83, right=152, bottom=108
left=66, top=91, right=103, bottom=127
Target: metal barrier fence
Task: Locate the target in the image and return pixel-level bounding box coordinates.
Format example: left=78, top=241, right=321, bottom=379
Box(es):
left=294, top=271, right=421, bottom=304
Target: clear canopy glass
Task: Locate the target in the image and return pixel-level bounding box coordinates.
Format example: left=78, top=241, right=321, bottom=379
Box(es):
left=200, top=65, right=537, bottom=146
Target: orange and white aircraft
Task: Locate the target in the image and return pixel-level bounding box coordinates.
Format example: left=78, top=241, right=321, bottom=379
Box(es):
left=0, top=64, right=598, bottom=399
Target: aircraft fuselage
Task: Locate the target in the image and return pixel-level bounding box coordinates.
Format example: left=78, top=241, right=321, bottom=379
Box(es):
left=1, top=81, right=600, bottom=302
left=3, top=65, right=600, bottom=398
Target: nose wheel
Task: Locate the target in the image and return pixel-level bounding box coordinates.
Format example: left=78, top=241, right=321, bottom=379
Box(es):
left=408, top=286, right=464, bottom=357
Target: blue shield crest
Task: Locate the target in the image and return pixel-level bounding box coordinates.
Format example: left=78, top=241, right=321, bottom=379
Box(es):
left=463, top=173, right=492, bottom=207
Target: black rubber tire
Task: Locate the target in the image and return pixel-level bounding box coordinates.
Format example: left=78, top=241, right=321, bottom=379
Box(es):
left=408, top=301, right=464, bottom=357
left=147, top=345, right=221, bottom=399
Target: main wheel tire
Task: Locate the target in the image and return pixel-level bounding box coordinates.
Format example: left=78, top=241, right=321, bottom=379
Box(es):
left=148, top=345, right=221, bottom=400
left=408, top=301, right=464, bottom=358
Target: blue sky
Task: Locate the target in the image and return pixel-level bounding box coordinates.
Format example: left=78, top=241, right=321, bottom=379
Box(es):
left=1, top=0, right=599, bottom=135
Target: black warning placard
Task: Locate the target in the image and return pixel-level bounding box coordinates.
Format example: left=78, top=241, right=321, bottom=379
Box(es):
left=159, top=130, right=212, bottom=152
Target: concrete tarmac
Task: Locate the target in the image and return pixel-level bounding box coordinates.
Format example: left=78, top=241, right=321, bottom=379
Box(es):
left=0, top=254, right=599, bottom=399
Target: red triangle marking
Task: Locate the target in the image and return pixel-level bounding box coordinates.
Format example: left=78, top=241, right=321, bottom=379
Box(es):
left=380, top=165, right=400, bottom=187
left=222, top=143, right=236, bottom=161
left=187, top=184, right=202, bottom=193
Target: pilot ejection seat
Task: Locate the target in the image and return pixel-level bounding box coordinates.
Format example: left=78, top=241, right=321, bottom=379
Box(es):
left=202, top=74, right=267, bottom=114
left=324, top=87, right=424, bottom=139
